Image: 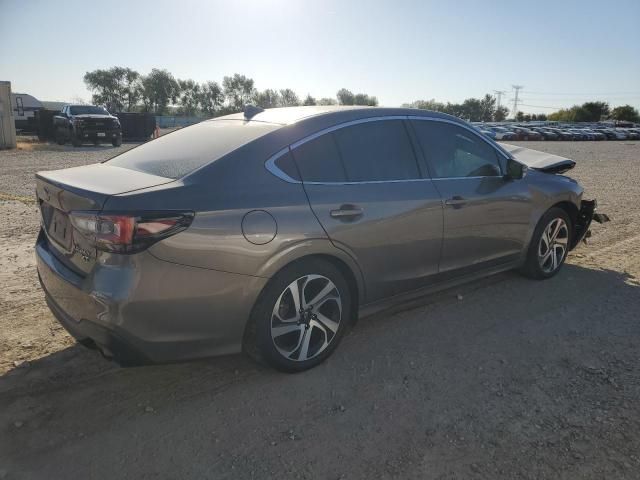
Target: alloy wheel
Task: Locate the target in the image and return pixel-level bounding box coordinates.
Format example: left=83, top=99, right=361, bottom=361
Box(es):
left=270, top=274, right=342, bottom=362
left=538, top=217, right=569, bottom=273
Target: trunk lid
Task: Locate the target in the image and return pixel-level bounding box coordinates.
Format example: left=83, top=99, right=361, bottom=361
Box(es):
left=36, top=163, right=174, bottom=275
left=499, top=143, right=576, bottom=174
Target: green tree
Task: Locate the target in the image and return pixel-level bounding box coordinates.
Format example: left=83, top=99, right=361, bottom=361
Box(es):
left=278, top=89, right=300, bottom=107
left=494, top=106, right=509, bottom=122
left=317, top=97, right=337, bottom=106
left=460, top=98, right=482, bottom=121
left=336, top=88, right=355, bottom=105
left=83, top=66, right=141, bottom=112
left=198, top=81, right=224, bottom=116
left=548, top=108, right=576, bottom=122
left=479, top=94, right=496, bottom=122
left=223, top=73, right=256, bottom=111
left=353, top=93, right=378, bottom=106
left=138, top=69, right=179, bottom=114
left=403, top=99, right=446, bottom=111
left=303, top=94, right=316, bottom=106
left=177, top=79, right=201, bottom=116
left=254, top=89, right=280, bottom=108
left=580, top=101, right=610, bottom=122
left=610, top=105, right=640, bottom=122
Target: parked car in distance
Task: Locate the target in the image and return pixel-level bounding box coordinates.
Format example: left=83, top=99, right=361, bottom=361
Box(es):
left=581, top=128, right=606, bottom=141
left=473, top=125, right=497, bottom=139
left=530, top=128, right=559, bottom=140
left=53, top=105, right=122, bottom=147
left=545, top=128, right=576, bottom=141
left=487, top=126, right=516, bottom=140
left=623, top=129, right=640, bottom=140
left=593, top=128, right=617, bottom=140
left=36, top=106, right=603, bottom=372
left=511, top=127, right=543, bottom=140
left=567, top=128, right=591, bottom=141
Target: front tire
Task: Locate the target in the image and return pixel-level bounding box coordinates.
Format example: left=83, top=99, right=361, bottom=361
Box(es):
left=521, top=207, right=571, bottom=280
left=245, top=259, right=352, bottom=372
left=71, top=131, right=82, bottom=147
left=112, top=135, right=122, bottom=147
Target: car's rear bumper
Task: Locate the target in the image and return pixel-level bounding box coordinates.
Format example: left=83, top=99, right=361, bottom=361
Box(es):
left=36, top=233, right=268, bottom=366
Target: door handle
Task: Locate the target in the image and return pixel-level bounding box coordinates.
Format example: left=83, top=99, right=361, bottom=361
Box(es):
left=444, top=196, right=467, bottom=206
left=330, top=205, right=363, bottom=219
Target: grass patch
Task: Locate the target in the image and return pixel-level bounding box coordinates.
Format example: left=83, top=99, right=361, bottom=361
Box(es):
left=0, top=192, right=36, bottom=205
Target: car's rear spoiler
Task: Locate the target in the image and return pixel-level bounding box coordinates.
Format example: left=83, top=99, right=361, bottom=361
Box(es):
left=499, top=143, right=576, bottom=174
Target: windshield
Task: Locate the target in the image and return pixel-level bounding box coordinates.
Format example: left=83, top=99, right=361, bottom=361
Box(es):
left=107, top=119, right=280, bottom=179
left=69, top=106, right=110, bottom=115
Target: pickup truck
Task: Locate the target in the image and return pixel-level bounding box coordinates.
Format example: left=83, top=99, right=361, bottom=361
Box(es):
left=53, top=105, right=122, bottom=147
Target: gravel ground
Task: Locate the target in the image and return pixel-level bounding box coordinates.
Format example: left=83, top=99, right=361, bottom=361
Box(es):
left=0, top=140, right=639, bottom=479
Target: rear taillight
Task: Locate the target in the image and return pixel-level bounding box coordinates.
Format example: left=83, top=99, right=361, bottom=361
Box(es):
left=70, top=211, right=194, bottom=253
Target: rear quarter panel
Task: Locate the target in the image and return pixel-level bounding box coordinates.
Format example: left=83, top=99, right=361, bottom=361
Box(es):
left=102, top=133, right=366, bottom=299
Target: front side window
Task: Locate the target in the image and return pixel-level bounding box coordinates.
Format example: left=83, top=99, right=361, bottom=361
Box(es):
left=332, top=120, right=420, bottom=182
left=411, top=120, right=502, bottom=178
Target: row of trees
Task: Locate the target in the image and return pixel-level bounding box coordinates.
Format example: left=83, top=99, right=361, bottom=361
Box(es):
left=84, top=67, right=639, bottom=123
left=83, top=67, right=378, bottom=116
left=404, top=96, right=640, bottom=123
left=403, top=95, right=510, bottom=122
left=547, top=101, right=640, bottom=123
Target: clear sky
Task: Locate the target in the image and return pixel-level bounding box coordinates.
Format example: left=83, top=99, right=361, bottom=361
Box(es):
left=2, top=0, right=639, bottom=114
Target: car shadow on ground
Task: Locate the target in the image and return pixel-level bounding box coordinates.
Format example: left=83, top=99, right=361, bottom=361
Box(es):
left=1, top=262, right=637, bottom=393
left=1, top=262, right=639, bottom=478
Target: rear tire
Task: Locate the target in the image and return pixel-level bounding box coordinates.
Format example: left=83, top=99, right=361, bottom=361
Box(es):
left=245, top=259, right=352, bottom=372
left=521, top=207, right=572, bottom=280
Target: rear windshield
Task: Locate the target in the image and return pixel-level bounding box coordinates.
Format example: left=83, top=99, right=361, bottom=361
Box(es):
left=107, top=120, right=280, bottom=179
left=69, top=106, right=109, bottom=115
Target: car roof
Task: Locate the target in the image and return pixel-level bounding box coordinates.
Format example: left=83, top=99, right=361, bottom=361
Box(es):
left=210, top=105, right=467, bottom=127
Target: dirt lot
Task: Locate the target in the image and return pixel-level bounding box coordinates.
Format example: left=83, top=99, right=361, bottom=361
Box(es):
left=1, top=140, right=639, bottom=479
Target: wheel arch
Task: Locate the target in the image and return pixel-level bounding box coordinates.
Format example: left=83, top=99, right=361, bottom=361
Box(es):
left=550, top=200, right=578, bottom=229
left=241, top=251, right=363, bottom=359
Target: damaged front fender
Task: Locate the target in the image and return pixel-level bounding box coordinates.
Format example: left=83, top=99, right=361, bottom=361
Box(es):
left=570, top=199, right=610, bottom=250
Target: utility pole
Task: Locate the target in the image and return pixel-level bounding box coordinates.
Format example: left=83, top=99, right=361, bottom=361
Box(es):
left=511, top=85, right=523, bottom=119
left=493, top=90, right=506, bottom=109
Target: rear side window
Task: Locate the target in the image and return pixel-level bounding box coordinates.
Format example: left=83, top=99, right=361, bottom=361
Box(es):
left=273, top=151, right=301, bottom=181
left=333, top=120, right=420, bottom=182
left=411, top=120, right=502, bottom=178
left=292, top=133, right=347, bottom=183
left=107, top=120, right=279, bottom=179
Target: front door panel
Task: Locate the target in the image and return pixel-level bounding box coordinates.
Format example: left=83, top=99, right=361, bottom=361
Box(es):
left=434, top=177, right=532, bottom=272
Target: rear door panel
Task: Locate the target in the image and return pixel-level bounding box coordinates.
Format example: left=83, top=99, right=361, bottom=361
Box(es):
left=304, top=182, right=443, bottom=302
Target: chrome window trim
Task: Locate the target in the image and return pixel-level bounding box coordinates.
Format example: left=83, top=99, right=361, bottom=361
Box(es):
left=289, top=115, right=408, bottom=150
left=264, top=115, right=510, bottom=185
left=265, top=147, right=300, bottom=183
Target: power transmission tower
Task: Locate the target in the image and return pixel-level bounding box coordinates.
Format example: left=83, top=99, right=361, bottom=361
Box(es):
left=511, top=85, right=523, bottom=119
left=493, top=90, right=506, bottom=109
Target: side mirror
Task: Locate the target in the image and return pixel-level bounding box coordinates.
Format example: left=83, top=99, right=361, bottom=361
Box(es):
left=506, top=158, right=527, bottom=180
